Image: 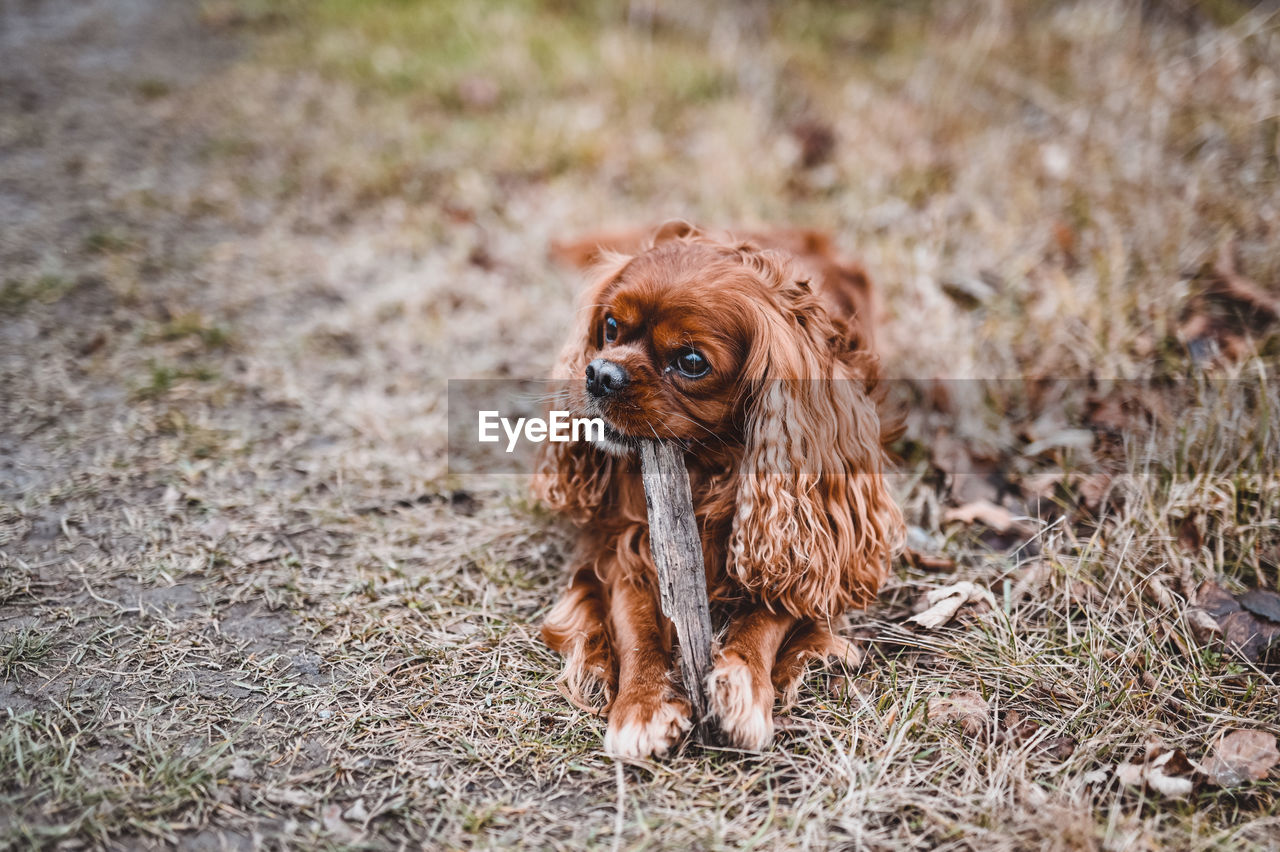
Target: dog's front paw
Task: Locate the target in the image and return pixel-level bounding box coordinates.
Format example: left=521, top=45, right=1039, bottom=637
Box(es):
left=604, top=694, right=692, bottom=759
left=707, top=652, right=774, bottom=750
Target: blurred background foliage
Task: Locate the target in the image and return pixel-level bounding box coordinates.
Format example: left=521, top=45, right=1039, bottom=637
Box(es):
left=195, top=0, right=1280, bottom=384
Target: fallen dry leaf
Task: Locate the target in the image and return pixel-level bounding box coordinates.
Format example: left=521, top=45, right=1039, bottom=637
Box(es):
left=1186, top=580, right=1280, bottom=667
left=321, top=803, right=363, bottom=844
left=1143, top=576, right=1178, bottom=610
left=1000, top=708, right=1028, bottom=733
left=1200, top=730, right=1280, bottom=787
left=1239, top=589, right=1280, bottom=623
left=1082, top=766, right=1112, bottom=785
left=951, top=473, right=1001, bottom=506
left=790, top=118, right=836, bottom=169
left=1073, top=473, right=1114, bottom=513
left=908, top=581, right=997, bottom=629
left=928, top=690, right=989, bottom=737
left=1184, top=607, right=1222, bottom=643
left=1022, top=428, right=1094, bottom=457
left=1052, top=219, right=1078, bottom=266
left=1175, top=514, right=1203, bottom=553
left=941, top=274, right=996, bottom=310
left=1115, top=749, right=1199, bottom=799
left=1105, top=731, right=1279, bottom=797
left=1206, top=241, right=1280, bottom=324
left=1179, top=241, right=1280, bottom=366
left=1019, top=472, right=1063, bottom=500
left=943, top=500, right=1035, bottom=536
left=1114, top=762, right=1145, bottom=787
left=264, top=787, right=315, bottom=808
left=903, top=547, right=957, bottom=573
left=1019, top=472, right=1113, bottom=516
left=1221, top=609, right=1280, bottom=667
left=1068, top=579, right=1102, bottom=608
left=1043, top=735, right=1079, bottom=761
left=1194, top=580, right=1240, bottom=619
left=343, top=798, right=370, bottom=823
left=995, top=709, right=1039, bottom=746
left=931, top=432, right=977, bottom=476
left=1010, top=560, right=1053, bottom=602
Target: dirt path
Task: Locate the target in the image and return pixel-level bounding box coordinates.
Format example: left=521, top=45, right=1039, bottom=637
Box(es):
left=2, top=1, right=577, bottom=846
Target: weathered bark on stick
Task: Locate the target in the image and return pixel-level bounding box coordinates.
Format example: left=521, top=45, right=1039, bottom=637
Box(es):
left=638, top=440, right=714, bottom=740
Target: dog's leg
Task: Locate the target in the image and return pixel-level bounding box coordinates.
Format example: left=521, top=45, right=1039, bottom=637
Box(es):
left=542, top=567, right=616, bottom=713
left=707, top=607, right=797, bottom=750
left=771, top=621, right=862, bottom=709
left=603, top=577, right=691, bottom=759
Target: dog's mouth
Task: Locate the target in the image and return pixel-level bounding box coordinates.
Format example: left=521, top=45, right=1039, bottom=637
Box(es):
left=600, top=421, right=632, bottom=442
left=581, top=401, right=697, bottom=457
left=579, top=396, right=641, bottom=456
left=593, top=420, right=638, bottom=457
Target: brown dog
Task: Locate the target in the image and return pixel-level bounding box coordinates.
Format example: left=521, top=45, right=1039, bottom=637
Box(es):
left=536, top=222, right=903, bottom=757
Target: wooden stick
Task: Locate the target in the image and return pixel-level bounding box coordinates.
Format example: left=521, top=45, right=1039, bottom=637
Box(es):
left=638, top=440, right=714, bottom=740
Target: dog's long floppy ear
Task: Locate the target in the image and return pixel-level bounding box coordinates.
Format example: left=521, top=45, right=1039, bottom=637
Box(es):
left=647, top=219, right=702, bottom=247
left=548, top=221, right=704, bottom=269
left=532, top=251, right=633, bottom=521
left=728, top=248, right=905, bottom=618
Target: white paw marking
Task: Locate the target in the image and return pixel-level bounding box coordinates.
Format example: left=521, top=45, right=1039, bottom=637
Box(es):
left=604, top=700, right=691, bottom=759
left=707, top=656, right=774, bottom=750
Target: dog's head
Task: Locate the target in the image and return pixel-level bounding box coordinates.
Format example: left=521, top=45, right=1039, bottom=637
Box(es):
left=572, top=226, right=761, bottom=455
left=535, top=221, right=903, bottom=614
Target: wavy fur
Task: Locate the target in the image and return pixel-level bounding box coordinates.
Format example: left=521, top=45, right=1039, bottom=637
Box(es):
left=536, top=222, right=904, bottom=757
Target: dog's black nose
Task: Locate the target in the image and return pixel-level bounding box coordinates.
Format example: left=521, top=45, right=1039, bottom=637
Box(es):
left=585, top=358, right=629, bottom=398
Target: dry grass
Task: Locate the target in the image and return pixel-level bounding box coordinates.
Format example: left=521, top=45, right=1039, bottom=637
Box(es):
left=2, top=0, right=1279, bottom=848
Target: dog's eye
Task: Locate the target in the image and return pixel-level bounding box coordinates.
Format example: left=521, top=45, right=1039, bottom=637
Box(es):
left=604, top=316, right=618, bottom=343
left=672, top=348, right=710, bottom=378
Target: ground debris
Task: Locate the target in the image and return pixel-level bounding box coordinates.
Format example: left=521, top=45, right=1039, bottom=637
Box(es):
left=942, top=500, right=1036, bottom=537
left=322, top=803, right=364, bottom=844
left=1200, top=731, right=1280, bottom=787
left=927, top=690, right=989, bottom=737
left=1009, top=560, right=1054, bottom=602
left=1098, top=732, right=1278, bottom=798
left=1115, top=748, right=1199, bottom=799
left=1186, top=580, right=1280, bottom=668
left=908, top=581, right=997, bottom=629
left=1180, top=241, right=1280, bottom=366
left=903, top=547, right=957, bottom=573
